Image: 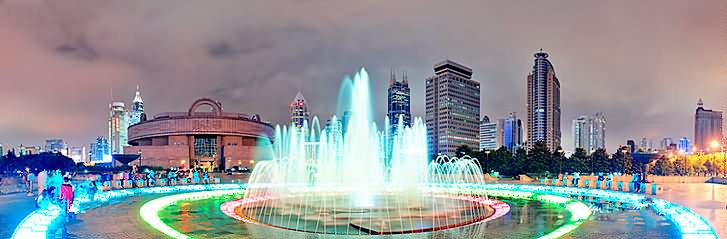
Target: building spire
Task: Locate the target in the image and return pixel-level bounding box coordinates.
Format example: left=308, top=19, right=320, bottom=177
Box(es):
left=133, top=84, right=143, bottom=103
left=402, top=71, right=408, bottom=84
left=389, top=68, right=396, bottom=85
left=697, top=98, right=704, bottom=108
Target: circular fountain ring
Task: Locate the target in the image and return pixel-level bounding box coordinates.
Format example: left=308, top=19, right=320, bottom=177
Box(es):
left=221, top=194, right=510, bottom=235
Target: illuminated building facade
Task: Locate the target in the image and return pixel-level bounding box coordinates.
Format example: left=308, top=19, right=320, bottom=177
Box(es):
left=109, top=101, right=128, bottom=154
left=129, top=84, right=145, bottom=126
left=126, top=98, right=274, bottom=170
left=527, top=50, right=561, bottom=151
left=694, top=98, right=723, bottom=152
left=290, top=92, right=310, bottom=128
left=426, top=60, right=480, bottom=155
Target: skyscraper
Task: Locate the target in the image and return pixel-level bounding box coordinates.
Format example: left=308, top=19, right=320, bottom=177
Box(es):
left=45, top=139, right=68, bottom=155
left=678, top=137, right=691, bottom=153
left=479, top=116, right=497, bottom=151
left=694, top=99, right=723, bottom=152
left=128, top=84, right=145, bottom=126
left=90, top=136, right=111, bottom=162
left=626, top=139, right=636, bottom=153
left=526, top=50, right=561, bottom=151
left=501, top=112, right=523, bottom=152
left=590, top=112, right=606, bottom=150
left=387, top=70, right=411, bottom=134
left=572, top=116, right=589, bottom=150
left=109, top=101, right=128, bottom=154
left=660, top=138, right=674, bottom=150
left=290, top=91, right=310, bottom=128
left=639, top=137, right=652, bottom=151
left=572, top=112, right=606, bottom=151
left=426, top=60, right=480, bottom=156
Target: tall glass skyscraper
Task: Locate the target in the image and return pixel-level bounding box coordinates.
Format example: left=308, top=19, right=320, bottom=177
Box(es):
left=109, top=102, right=128, bottom=154
left=387, top=70, right=411, bottom=134
left=479, top=116, right=497, bottom=151
left=526, top=50, right=561, bottom=151
left=500, top=112, right=523, bottom=153
left=678, top=137, right=691, bottom=153
left=128, top=85, right=145, bottom=126
left=694, top=98, right=723, bottom=152
left=426, top=60, right=480, bottom=156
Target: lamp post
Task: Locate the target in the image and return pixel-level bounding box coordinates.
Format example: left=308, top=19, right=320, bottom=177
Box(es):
left=138, top=149, right=143, bottom=168
left=484, top=150, right=491, bottom=173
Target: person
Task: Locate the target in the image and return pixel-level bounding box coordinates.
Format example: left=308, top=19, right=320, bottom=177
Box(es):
left=606, top=172, right=613, bottom=190
left=562, top=172, right=569, bottom=186
left=573, top=172, right=580, bottom=186
left=122, top=170, right=129, bottom=188
left=59, top=176, right=74, bottom=220
left=37, top=169, right=47, bottom=196
left=202, top=170, right=209, bottom=184
left=193, top=169, right=200, bottom=184
left=147, top=169, right=155, bottom=187
left=168, top=169, right=177, bottom=185
left=633, top=173, right=641, bottom=193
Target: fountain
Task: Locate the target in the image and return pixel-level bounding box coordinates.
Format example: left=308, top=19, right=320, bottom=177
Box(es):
left=222, top=68, right=496, bottom=235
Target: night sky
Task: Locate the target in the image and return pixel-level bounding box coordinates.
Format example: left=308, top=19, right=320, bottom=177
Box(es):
left=1, top=0, right=727, bottom=152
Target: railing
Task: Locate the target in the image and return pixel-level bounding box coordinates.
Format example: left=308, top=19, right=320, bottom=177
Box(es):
left=706, top=177, right=727, bottom=184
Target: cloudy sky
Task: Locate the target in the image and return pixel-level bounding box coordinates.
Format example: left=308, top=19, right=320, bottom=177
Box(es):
left=1, top=0, right=726, bottom=152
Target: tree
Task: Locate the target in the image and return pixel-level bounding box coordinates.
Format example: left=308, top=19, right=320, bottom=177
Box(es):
left=649, top=156, right=675, bottom=176
left=590, top=148, right=610, bottom=173
left=551, top=147, right=566, bottom=175
left=488, top=146, right=514, bottom=176
left=566, top=148, right=589, bottom=173
left=455, top=145, right=475, bottom=158
left=526, top=141, right=552, bottom=175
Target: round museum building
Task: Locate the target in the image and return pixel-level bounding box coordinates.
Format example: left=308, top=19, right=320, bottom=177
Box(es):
left=125, top=98, right=274, bottom=171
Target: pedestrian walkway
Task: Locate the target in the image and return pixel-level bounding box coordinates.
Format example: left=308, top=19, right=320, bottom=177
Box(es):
left=657, top=183, right=727, bottom=239
left=0, top=194, right=38, bottom=239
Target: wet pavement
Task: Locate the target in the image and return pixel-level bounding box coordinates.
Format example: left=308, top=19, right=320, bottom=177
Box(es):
left=0, top=193, right=38, bottom=239
left=657, top=182, right=727, bottom=239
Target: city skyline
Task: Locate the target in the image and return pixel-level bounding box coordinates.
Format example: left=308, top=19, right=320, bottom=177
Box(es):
left=2, top=1, right=727, bottom=152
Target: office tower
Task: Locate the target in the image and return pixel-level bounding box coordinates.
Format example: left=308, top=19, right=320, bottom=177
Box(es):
left=45, top=139, right=68, bottom=155
left=128, top=85, right=145, bottom=126
left=526, top=50, right=561, bottom=150
left=573, top=116, right=589, bottom=150
left=678, top=137, right=691, bottom=153
left=639, top=137, right=653, bottom=151
left=479, top=116, right=498, bottom=150
left=90, top=136, right=111, bottom=162
left=694, top=99, right=723, bottom=152
left=626, top=139, right=636, bottom=153
left=572, top=112, right=607, bottom=152
left=290, top=91, right=310, bottom=128
left=109, top=101, right=128, bottom=154
left=501, top=112, right=523, bottom=152
left=387, top=70, right=411, bottom=134
left=426, top=60, right=480, bottom=155
left=660, top=138, right=674, bottom=150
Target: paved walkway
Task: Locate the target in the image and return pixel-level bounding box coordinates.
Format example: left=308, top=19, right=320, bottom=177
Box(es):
left=657, top=183, right=727, bottom=239
left=0, top=193, right=37, bottom=239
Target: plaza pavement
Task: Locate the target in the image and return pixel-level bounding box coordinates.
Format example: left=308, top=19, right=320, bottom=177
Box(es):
left=0, top=193, right=37, bottom=239
left=656, top=182, right=727, bottom=239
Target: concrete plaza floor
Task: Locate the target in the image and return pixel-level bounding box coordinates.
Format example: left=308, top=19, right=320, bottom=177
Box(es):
left=656, top=182, right=727, bottom=239
left=0, top=193, right=38, bottom=239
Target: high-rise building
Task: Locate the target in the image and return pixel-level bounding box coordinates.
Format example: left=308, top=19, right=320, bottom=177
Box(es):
left=90, top=136, right=111, bottom=162
left=572, top=112, right=606, bottom=152
left=128, top=84, right=145, bottom=126
left=626, top=139, right=636, bottom=153
left=526, top=50, right=561, bottom=151
left=590, top=112, right=606, bottom=150
left=69, top=146, right=87, bottom=163
left=426, top=60, right=480, bottom=155
left=660, top=138, right=674, bottom=150
left=290, top=91, right=310, bottom=128
left=45, top=139, right=68, bottom=155
left=572, top=116, right=589, bottom=150
left=639, top=137, right=653, bottom=151
left=694, top=99, right=723, bottom=152
left=109, top=101, right=128, bottom=154
left=501, top=112, right=523, bottom=152
left=678, top=137, right=691, bottom=153
left=387, top=70, right=411, bottom=134
left=479, top=116, right=498, bottom=151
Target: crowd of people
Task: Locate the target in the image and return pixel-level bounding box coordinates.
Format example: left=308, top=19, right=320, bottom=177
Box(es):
left=16, top=165, right=215, bottom=221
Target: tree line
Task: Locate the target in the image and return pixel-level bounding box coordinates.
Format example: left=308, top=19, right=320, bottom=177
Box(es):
left=453, top=141, right=727, bottom=177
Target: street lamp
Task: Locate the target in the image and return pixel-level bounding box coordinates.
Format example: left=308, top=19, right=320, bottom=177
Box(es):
left=558, top=149, right=564, bottom=175
left=484, top=150, right=491, bottom=173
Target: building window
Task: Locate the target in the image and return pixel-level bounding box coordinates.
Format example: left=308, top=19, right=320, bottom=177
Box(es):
left=194, top=136, right=217, bottom=157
